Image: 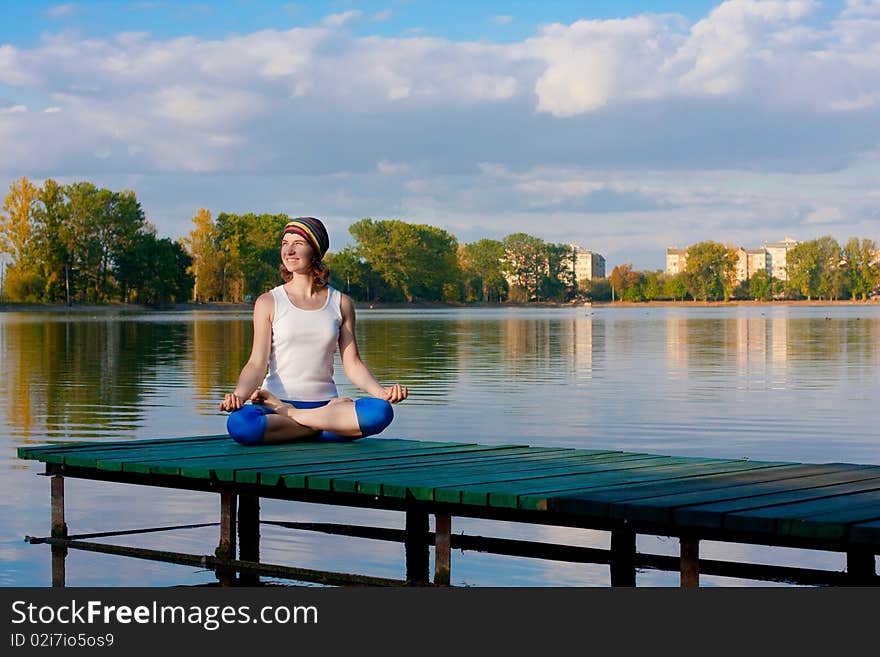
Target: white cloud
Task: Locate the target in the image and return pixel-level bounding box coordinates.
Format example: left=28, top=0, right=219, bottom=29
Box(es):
left=323, top=11, right=362, bottom=27
left=492, top=15, right=514, bottom=26
left=46, top=4, right=78, bottom=19
left=805, top=206, right=843, bottom=224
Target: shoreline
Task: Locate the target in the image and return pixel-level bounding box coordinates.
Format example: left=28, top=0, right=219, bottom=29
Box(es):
left=1, top=298, right=877, bottom=313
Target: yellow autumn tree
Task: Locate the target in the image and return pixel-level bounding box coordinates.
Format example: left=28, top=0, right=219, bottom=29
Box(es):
left=180, top=207, right=224, bottom=302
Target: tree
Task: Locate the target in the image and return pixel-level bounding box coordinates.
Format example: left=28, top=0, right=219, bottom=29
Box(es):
left=460, top=239, right=507, bottom=302
left=181, top=208, right=223, bottom=302
left=501, top=233, right=545, bottom=301
left=609, top=263, right=633, bottom=301
left=663, top=273, right=688, bottom=301
left=0, top=176, right=39, bottom=265
left=813, top=236, right=844, bottom=300
left=747, top=269, right=773, bottom=301
left=683, top=241, right=738, bottom=301
left=326, top=246, right=376, bottom=301
left=349, top=218, right=460, bottom=302
left=33, top=179, right=69, bottom=303
left=642, top=271, right=662, bottom=301
left=786, top=240, right=822, bottom=300
left=843, top=237, right=879, bottom=301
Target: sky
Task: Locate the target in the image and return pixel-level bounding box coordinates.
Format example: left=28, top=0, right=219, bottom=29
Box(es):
left=1, top=0, right=878, bottom=270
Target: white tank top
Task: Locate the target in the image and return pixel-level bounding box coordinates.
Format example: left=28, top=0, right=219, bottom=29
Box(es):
left=262, top=284, right=342, bottom=401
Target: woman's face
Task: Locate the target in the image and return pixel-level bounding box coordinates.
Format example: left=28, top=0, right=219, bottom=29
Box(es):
left=281, top=233, right=315, bottom=274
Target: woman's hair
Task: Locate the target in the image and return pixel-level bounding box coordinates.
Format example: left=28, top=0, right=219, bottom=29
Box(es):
left=279, top=257, right=330, bottom=292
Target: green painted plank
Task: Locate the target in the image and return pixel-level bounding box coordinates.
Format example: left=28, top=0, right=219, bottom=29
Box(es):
left=70, top=440, right=326, bottom=471
left=493, top=459, right=766, bottom=510
left=682, top=482, right=880, bottom=536
left=306, top=449, right=627, bottom=496
left=449, top=457, right=739, bottom=508
left=617, top=468, right=880, bottom=525
left=165, top=439, right=481, bottom=473
left=27, top=436, right=235, bottom=466
left=246, top=446, right=579, bottom=486
left=17, top=435, right=228, bottom=459
left=139, top=441, right=481, bottom=479
left=115, top=438, right=469, bottom=474
left=294, top=446, right=596, bottom=493
left=214, top=444, right=539, bottom=482
left=540, top=463, right=824, bottom=514
left=363, top=451, right=634, bottom=499
left=338, top=453, right=667, bottom=500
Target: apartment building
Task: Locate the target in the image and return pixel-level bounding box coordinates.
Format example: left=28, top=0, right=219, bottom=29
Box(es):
left=571, top=245, right=606, bottom=282
left=763, top=237, right=799, bottom=281
left=667, top=240, right=797, bottom=282
left=665, top=248, right=688, bottom=276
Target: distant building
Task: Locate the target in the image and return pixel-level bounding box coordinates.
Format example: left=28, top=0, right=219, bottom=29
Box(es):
left=665, top=248, right=688, bottom=276
left=570, top=245, right=605, bottom=282
left=735, top=247, right=769, bottom=283
left=763, top=237, right=799, bottom=281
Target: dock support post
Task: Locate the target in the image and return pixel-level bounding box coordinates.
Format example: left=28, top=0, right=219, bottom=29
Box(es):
left=680, top=537, right=699, bottom=588
left=846, top=549, right=876, bottom=585
left=404, top=509, right=430, bottom=585
left=238, top=495, right=260, bottom=586
left=610, top=527, right=636, bottom=587
left=50, top=473, right=67, bottom=588
left=216, top=492, right=237, bottom=586
left=434, top=514, right=451, bottom=586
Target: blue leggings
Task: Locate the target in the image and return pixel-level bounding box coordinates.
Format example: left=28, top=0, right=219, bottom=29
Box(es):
left=227, top=398, right=394, bottom=446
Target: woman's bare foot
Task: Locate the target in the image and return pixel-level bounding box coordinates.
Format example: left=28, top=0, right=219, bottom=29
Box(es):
left=251, top=388, right=286, bottom=413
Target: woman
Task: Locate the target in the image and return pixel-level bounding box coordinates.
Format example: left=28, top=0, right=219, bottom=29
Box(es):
left=218, top=217, right=408, bottom=444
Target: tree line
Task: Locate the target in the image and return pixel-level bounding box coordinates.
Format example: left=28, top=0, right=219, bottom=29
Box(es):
left=0, top=177, right=191, bottom=305
left=601, top=239, right=880, bottom=303
left=3, top=177, right=878, bottom=305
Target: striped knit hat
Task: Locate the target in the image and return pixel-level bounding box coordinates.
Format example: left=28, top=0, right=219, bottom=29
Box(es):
left=282, top=217, right=330, bottom=260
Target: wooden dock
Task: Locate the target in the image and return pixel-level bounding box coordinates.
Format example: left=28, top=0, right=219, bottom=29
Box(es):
left=18, top=436, right=880, bottom=587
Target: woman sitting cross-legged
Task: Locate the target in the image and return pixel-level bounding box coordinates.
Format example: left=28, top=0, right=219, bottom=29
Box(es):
left=217, top=216, right=408, bottom=445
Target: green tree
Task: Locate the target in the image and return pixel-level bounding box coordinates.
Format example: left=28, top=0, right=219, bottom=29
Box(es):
left=586, top=277, right=612, bottom=301
left=326, top=246, right=377, bottom=301
left=786, top=240, right=822, bottom=300
left=501, top=233, right=545, bottom=301
left=683, top=241, right=738, bottom=301
left=32, top=179, right=70, bottom=303
left=814, top=236, right=844, bottom=300
left=843, top=237, right=879, bottom=301
left=349, top=218, right=460, bottom=302
left=663, top=273, right=688, bottom=301
left=747, top=269, right=773, bottom=301
left=642, top=271, right=661, bottom=301
left=460, top=239, right=507, bottom=302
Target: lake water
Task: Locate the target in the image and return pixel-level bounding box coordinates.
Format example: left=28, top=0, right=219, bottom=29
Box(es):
left=2, top=304, right=878, bottom=587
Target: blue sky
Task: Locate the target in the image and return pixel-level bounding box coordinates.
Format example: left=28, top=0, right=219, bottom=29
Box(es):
left=1, top=0, right=877, bottom=270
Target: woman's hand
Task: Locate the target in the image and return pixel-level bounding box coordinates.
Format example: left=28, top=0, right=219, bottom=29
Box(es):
left=250, top=388, right=285, bottom=412
left=218, top=392, right=244, bottom=412
left=383, top=383, right=408, bottom=404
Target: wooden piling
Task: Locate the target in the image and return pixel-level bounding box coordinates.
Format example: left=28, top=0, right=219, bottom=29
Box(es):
left=238, top=495, right=260, bottom=586
left=434, top=514, right=451, bottom=586
left=50, top=474, right=67, bottom=587
left=680, top=537, right=700, bottom=588
left=405, top=509, right=429, bottom=585
left=610, top=527, right=636, bottom=587
left=216, top=492, right=237, bottom=585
